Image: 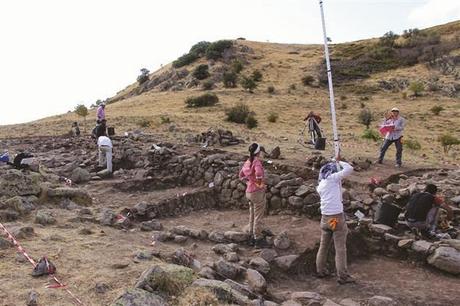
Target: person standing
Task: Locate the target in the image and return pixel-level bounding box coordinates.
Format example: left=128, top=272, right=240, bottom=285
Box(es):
left=316, top=157, right=355, bottom=284
left=377, top=107, right=406, bottom=167
left=239, top=143, right=267, bottom=247
left=96, top=103, right=106, bottom=123
left=97, top=131, right=112, bottom=173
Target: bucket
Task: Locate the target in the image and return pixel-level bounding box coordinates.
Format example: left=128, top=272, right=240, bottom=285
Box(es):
left=107, top=127, right=115, bottom=136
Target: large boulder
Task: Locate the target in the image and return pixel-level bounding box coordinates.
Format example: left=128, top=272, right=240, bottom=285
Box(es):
left=4, top=196, right=36, bottom=215
left=135, top=264, right=196, bottom=295
left=111, top=289, right=166, bottom=306
left=274, top=231, right=291, bottom=250
left=246, top=269, right=267, bottom=293
left=290, top=291, right=322, bottom=304
left=192, top=278, right=250, bottom=305
left=274, top=255, right=299, bottom=271
left=427, top=247, right=460, bottom=275
left=70, top=167, right=91, bottom=184
left=47, top=187, right=92, bottom=205
left=214, top=259, right=242, bottom=280
left=249, top=257, right=270, bottom=274
left=0, top=169, right=42, bottom=197
left=367, top=295, right=396, bottom=306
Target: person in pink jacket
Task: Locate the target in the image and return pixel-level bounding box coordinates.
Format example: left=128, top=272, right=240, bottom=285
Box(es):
left=239, top=143, right=267, bottom=247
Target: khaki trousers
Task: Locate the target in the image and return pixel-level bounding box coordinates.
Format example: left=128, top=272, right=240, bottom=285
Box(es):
left=316, top=213, right=349, bottom=279
left=246, top=190, right=266, bottom=239
left=98, top=145, right=113, bottom=172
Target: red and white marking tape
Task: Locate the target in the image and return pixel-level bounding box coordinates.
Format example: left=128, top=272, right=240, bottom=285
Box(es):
left=0, top=222, right=85, bottom=305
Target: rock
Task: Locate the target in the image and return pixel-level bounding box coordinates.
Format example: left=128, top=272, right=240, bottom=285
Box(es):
left=252, top=300, right=278, bottom=306
left=172, top=225, right=191, bottom=236
left=290, top=291, right=322, bottom=304
left=198, top=266, right=216, bottom=279
left=224, top=279, right=257, bottom=300
left=224, top=231, right=249, bottom=243
left=215, top=259, right=241, bottom=279
left=397, top=239, right=414, bottom=249
left=35, top=210, right=56, bottom=225
left=224, top=252, right=239, bottom=262
left=209, top=230, right=226, bottom=243
left=174, top=235, right=188, bottom=243
left=140, top=220, right=163, bottom=231
left=111, top=288, right=166, bottom=306
left=411, top=240, right=434, bottom=254
left=246, top=269, right=267, bottom=293
left=70, top=167, right=91, bottom=184
left=323, top=299, right=341, bottom=306
left=249, top=257, right=270, bottom=274
left=280, top=186, right=298, bottom=198
left=212, top=243, right=239, bottom=255
left=444, top=239, right=460, bottom=252
left=171, top=248, right=195, bottom=268
left=135, top=264, right=195, bottom=295
left=112, top=262, right=130, bottom=269
left=4, top=196, right=36, bottom=215
left=295, top=185, right=313, bottom=197
left=270, top=196, right=282, bottom=210
left=192, top=278, right=250, bottom=305
left=189, top=228, right=209, bottom=240
left=382, top=194, right=395, bottom=205
left=265, top=174, right=281, bottom=186
left=260, top=248, right=278, bottom=262
left=281, top=301, right=302, bottom=306
left=0, top=169, right=42, bottom=197
left=373, top=187, right=387, bottom=196
left=427, top=247, right=460, bottom=275
left=303, top=193, right=320, bottom=205
left=288, top=196, right=304, bottom=208
left=369, top=223, right=393, bottom=235
left=95, top=282, right=110, bottom=294
left=0, top=237, right=12, bottom=250
left=47, top=187, right=92, bottom=205
left=100, top=208, right=116, bottom=226
left=97, top=169, right=112, bottom=178
left=340, top=298, right=360, bottom=306
left=274, top=255, right=299, bottom=271
left=11, top=226, right=35, bottom=239
left=386, top=184, right=401, bottom=194
left=134, top=250, right=154, bottom=261
left=0, top=210, right=20, bottom=222
left=269, top=147, right=281, bottom=159
left=274, top=231, right=291, bottom=250
left=214, top=172, right=225, bottom=187
left=26, top=290, right=39, bottom=306
left=367, top=295, right=396, bottom=306
left=151, top=231, right=173, bottom=242
left=280, top=173, right=297, bottom=180
left=450, top=195, right=460, bottom=205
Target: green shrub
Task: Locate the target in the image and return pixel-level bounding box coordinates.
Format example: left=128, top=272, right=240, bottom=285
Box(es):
left=137, top=68, right=150, bottom=84
left=172, top=53, right=199, bottom=68
left=240, top=76, right=257, bottom=93
left=223, top=71, right=238, bottom=88
left=193, top=64, right=210, bottom=80
left=302, top=75, right=315, bottom=86
left=267, top=86, right=275, bottom=94
left=438, top=134, right=460, bottom=154
left=137, top=118, right=151, bottom=128
left=379, top=31, right=399, bottom=48
left=232, top=60, right=244, bottom=73
left=246, top=113, right=258, bottom=129
left=225, top=103, right=251, bottom=123
left=358, top=108, right=374, bottom=129
left=201, top=80, right=214, bottom=90
left=185, top=93, right=219, bottom=108
left=251, top=70, right=263, bottom=82
left=404, top=138, right=421, bottom=150
left=409, top=81, right=424, bottom=97
left=267, top=112, right=278, bottom=123
left=361, top=128, right=380, bottom=141
left=160, top=116, right=171, bottom=124
left=189, top=41, right=211, bottom=56
left=206, top=40, right=233, bottom=60
left=430, top=105, right=444, bottom=115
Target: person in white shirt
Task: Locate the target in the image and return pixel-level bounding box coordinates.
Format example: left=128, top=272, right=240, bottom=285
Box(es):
left=315, top=157, right=355, bottom=284
left=97, top=133, right=113, bottom=173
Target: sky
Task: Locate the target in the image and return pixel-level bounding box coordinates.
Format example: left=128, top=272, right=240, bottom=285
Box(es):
left=0, top=0, right=459, bottom=125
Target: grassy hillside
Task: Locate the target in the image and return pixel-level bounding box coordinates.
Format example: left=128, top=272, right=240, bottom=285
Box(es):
left=1, top=21, right=459, bottom=166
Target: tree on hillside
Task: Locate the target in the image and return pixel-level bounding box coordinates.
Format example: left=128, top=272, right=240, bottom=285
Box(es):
left=137, top=68, right=150, bottom=85
left=74, top=104, right=89, bottom=133
left=358, top=108, right=374, bottom=129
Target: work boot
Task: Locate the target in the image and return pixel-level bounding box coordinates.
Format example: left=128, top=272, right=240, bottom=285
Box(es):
left=337, top=274, right=356, bottom=285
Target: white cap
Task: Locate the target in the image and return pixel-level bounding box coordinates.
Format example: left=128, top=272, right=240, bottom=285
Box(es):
left=391, top=107, right=399, bottom=112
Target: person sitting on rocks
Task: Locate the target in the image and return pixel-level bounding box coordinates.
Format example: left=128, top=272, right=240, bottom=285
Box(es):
left=405, top=184, right=453, bottom=238
left=71, top=122, right=80, bottom=137
left=316, top=155, right=355, bottom=284
left=239, top=143, right=268, bottom=247
left=97, top=130, right=113, bottom=174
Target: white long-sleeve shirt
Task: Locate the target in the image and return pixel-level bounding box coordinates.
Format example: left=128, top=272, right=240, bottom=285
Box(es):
left=316, top=161, right=354, bottom=215
left=97, top=136, right=112, bottom=148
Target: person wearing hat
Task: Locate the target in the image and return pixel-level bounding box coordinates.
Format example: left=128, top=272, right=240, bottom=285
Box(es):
left=239, top=143, right=267, bottom=247
left=377, top=107, right=406, bottom=167
left=96, top=103, right=106, bottom=123
left=315, top=154, right=355, bottom=284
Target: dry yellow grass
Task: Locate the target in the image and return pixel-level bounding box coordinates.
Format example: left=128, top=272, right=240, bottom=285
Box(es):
left=1, top=27, right=459, bottom=167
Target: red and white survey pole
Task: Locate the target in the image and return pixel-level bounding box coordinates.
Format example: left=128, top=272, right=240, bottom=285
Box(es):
left=319, top=0, right=340, bottom=160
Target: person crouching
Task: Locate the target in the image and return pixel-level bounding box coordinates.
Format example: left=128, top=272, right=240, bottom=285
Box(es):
left=239, top=143, right=267, bottom=247
left=97, top=131, right=113, bottom=174
left=316, top=156, right=355, bottom=284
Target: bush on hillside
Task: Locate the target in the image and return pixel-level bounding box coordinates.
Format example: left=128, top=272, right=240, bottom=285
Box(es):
left=245, top=113, right=258, bottom=129
left=201, top=80, right=214, bottom=90
left=430, top=105, right=444, bottom=115
left=409, top=81, right=424, bottom=97
left=193, top=64, right=210, bottom=80
left=160, top=116, right=171, bottom=124
left=137, top=68, right=150, bottom=85
left=379, top=31, right=399, bottom=48
left=185, top=93, right=219, bottom=108
left=267, top=112, right=278, bottom=123
left=206, top=40, right=233, bottom=60
left=361, top=128, right=380, bottom=141
left=267, top=85, right=275, bottom=94
left=223, top=71, right=238, bottom=88
left=137, top=118, right=151, bottom=128
left=232, top=60, right=244, bottom=73
left=251, top=70, right=263, bottom=82
left=302, top=75, right=315, bottom=86
left=173, top=53, right=199, bottom=68
left=225, top=103, right=251, bottom=124
left=404, top=138, right=421, bottom=150
left=240, top=76, right=257, bottom=93
left=189, top=41, right=211, bottom=56
left=358, top=108, right=374, bottom=129
left=438, top=134, right=460, bottom=154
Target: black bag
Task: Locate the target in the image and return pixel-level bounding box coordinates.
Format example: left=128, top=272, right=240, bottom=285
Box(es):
left=107, top=127, right=115, bottom=136
left=314, top=137, right=326, bottom=150
left=12, top=152, right=34, bottom=169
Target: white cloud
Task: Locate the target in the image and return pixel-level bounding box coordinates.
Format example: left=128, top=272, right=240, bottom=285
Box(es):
left=408, top=0, right=460, bottom=28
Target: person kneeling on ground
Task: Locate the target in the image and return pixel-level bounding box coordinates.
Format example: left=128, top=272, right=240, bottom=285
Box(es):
left=316, top=155, right=355, bottom=284
left=239, top=143, right=269, bottom=248
left=405, top=184, right=453, bottom=238
left=97, top=131, right=113, bottom=174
